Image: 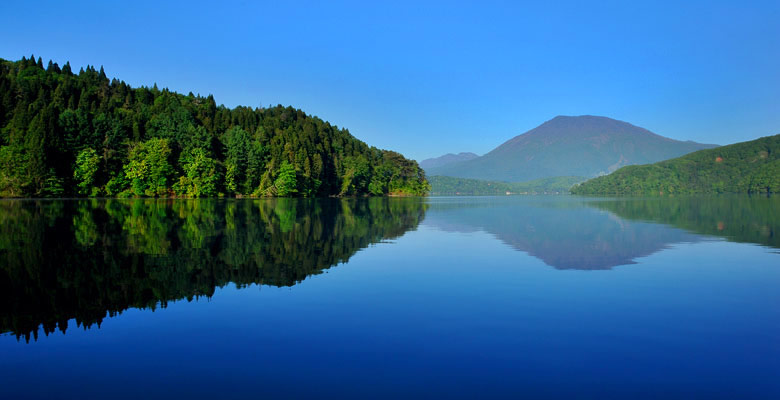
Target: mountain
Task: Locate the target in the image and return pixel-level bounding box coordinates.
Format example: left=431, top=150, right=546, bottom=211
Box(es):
left=428, top=175, right=584, bottom=195
left=571, top=134, right=780, bottom=195
left=425, top=115, right=718, bottom=182
left=0, top=55, right=428, bottom=198
left=419, top=152, right=478, bottom=169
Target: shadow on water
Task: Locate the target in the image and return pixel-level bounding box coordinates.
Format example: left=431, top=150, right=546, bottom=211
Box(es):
left=0, top=197, right=427, bottom=341
left=423, top=195, right=779, bottom=270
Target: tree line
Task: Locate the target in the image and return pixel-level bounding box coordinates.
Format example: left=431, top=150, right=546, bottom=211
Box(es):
left=0, top=55, right=429, bottom=198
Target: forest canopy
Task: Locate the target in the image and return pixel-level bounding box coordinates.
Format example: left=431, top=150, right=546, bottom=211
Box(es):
left=0, top=55, right=429, bottom=198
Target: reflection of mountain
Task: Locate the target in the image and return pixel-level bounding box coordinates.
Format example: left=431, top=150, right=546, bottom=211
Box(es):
left=0, top=198, right=426, bottom=341
left=423, top=197, right=701, bottom=270
left=588, top=196, right=780, bottom=250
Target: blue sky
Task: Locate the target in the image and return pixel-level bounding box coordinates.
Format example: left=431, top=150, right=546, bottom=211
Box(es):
left=2, top=0, right=778, bottom=161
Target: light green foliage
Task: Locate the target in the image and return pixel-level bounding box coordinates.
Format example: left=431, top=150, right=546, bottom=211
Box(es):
left=174, top=148, right=220, bottom=197
left=274, top=161, right=298, bottom=196
left=73, top=148, right=100, bottom=196
left=124, top=138, right=173, bottom=197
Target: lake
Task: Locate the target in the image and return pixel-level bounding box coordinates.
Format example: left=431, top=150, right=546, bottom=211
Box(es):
left=1, top=196, right=778, bottom=399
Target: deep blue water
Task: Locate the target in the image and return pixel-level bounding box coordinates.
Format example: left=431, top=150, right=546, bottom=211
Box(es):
left=1, top=196, right=778, bottom=399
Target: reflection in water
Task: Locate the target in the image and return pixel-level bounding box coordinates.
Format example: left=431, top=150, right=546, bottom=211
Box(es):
left=3, top=195, right=776, bottom=342
left=589, top=196, right=780, bottom=250
left=423, top=196, right=779, bottom=270
left=0, top=198, right=427, bottom=341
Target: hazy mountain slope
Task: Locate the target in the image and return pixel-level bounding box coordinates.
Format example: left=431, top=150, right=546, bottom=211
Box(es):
left=571, top=134, right=780, bottom=195
left=426, top=115, right=717, bottom=182
left=419, top=152, right=478, bottom=170
left=428, top=175, right=584, bottom=195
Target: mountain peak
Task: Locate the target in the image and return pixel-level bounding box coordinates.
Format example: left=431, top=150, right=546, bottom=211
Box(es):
left=425, top=116, right=718, bottom=182
left=550, top=114, right=610, bottom=121
left=543, top=115, right=638, bottom=129
left=419, top=152, right=479, bottom=170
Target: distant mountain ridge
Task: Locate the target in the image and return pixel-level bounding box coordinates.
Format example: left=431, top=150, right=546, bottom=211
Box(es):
left=425, top=115, right=718, bottom=182
left=428, top=175, right=584, bottom=195
left=419, top=152, right=478, bottom=170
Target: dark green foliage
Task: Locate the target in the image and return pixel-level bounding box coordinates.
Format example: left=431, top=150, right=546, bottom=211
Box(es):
left=0, top=56, right=428, bottom=197
left=571, top=134, right=780, bottom=195
left=223, top=126, right=251, bottom=194
left=429, top=175, right=585, bottom=195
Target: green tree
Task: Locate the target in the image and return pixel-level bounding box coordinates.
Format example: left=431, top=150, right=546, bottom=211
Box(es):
left=73, top=148, right=100, bottom=196
left=174, top=148, right=220, bottom=197
left=0, top=145, right=26, bottom=197
left=340, top=155, right=370, bottom=195
left=274, top=161, right=298, bottom=196
left=124, top=138, right=173, bottom=197
left=223, top=126, right=250, bottom=194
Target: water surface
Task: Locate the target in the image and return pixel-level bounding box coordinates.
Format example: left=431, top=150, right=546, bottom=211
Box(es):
left=1, top=196, right=778, bottom=398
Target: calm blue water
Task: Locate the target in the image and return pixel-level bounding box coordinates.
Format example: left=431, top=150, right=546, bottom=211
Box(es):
left=1, top=196, right=778, bottom=399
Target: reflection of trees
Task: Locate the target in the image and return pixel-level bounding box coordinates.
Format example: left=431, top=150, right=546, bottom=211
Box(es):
left=588, top=196, right=780, bottom=249
left=0, top=198, right=426, bottom=341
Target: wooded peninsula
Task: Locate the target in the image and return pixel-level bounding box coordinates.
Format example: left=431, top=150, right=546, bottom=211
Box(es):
left=0, top=56, right=429, bottom=198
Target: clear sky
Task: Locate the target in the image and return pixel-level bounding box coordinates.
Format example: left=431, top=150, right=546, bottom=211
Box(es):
left=1, top=0, right=778, bottom=161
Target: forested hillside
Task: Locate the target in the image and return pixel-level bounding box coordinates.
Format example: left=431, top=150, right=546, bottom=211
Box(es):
left=0, top=55, right=429, bottom=197
left=429, top=175, right=583, bottom=195
left=571, top=134, right=780, bottom=195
